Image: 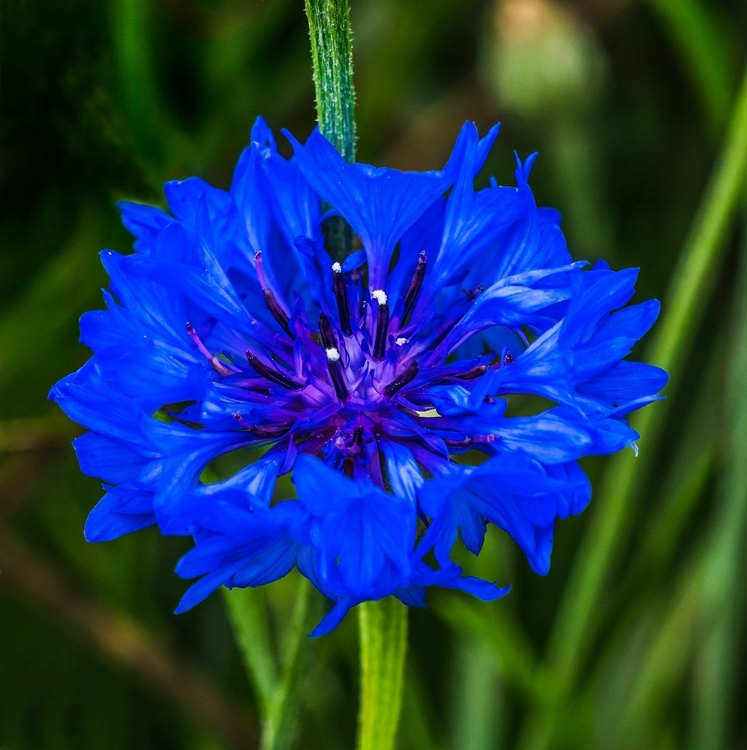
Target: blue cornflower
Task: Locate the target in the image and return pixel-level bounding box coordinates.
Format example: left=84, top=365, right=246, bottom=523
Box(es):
left=50, top=119, right=667, bottom=635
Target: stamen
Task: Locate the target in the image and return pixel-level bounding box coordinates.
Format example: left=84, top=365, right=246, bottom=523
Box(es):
left=395, top=337, right=408, bottom=346
left=403, top=250, right=426, bottom=324
left=444, top=437, right=473, bottom=447
left=186, top=323, right=232, bottom=376
left=384, top=360, right=419, bottom=397
left=246, top=349, right=303, bottom=390
left=210, top=356, right=233, bottom=377
left=503, top=351, right=515, bottom=365
left=462, top=285, right=485, bottom=301
left=318, top=313, right=338, bottom=350
left=232, top=411, right=251, bottom=428
left=474, top=434, right=497, bottom=443
left=327, top=358, right=349, bottom=401
left=234, top=413, right=290, bottom=439
left=372, top=289, right=389, bottom=360
left=455, top=364, right=488, bottom=380
left=255, top=251, right=291, bottom=335
left=326, top=347, right=341, bottom=362
left=251, top=424, right=291, bottom=439
left=332, top=263, right=352, bottom=336
left=445, top=434, right=496, bottom=447
left=352, top=427, right=364, bottom=452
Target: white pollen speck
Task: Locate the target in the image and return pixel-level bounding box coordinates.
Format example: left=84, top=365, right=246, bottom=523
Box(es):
left=372, top=289, right=388, bottom=305
left=332, top=262, right=342, bottom=273
left=395, top=337, right=408, bottom=346
left=325, top=347, right=341, bottom=362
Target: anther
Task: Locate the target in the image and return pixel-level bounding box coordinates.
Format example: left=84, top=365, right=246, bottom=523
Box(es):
left=444, top=437, right=474, bottom=447
left=186, top=322, right=232, bottom=376
left=233, top=412, right=250, bottom=428
left=474, top=434, right=497, bottom=443
left=395, top=337, right=408, bottom=346
left=384, top=360, right=419, bottom=397
left=352, top=427, right=364, bottom=452
left=326, top=347, right=340, bottom=362
left=318, top=313, right=338, bottom=351
left=246, top=349, right=303, bottom=390
left=254, top=251, right=291, bottom=335
left=463, top=285, right=485, bottom=301
left=403, top=251, right=426, bottom=324
left=332, top=263, right=352, bottom=336
left=210, top=356, right=233, bottom=377
left=455, top=364, right=488, bottom=380
left=251, top=424, right=290, bottom=439
left=327, top=358, right=349, bottom=401
left=503, top=351, right=515, bottom=365
left=372, top=289, right=389, bottom=360
left=371, top=289, right=388, bottom=306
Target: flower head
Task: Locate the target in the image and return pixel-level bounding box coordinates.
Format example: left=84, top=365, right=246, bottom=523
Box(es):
left=51, top=119, right=667, bottom=635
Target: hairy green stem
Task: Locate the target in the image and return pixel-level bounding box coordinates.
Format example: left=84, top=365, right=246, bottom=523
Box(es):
left=304, top=0, right=356, bottom=161
left=357, top=598, right=409, bottom=750
left=304, top=0, right=357, bottom=261
left=303, top=8, right=410, bottom=750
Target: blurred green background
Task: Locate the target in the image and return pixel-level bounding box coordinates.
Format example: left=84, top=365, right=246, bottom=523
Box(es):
left=2, top=0, right=747, bottom=748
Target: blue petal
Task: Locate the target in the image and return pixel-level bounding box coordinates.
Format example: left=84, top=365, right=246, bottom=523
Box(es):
left=285, top=128, right=451, bottom=289
left=577, top=361, right=669, bottom=404
left=309, top=597, right=357, bottom=638
left=230, top=117, right=275, bottom=253
left=418, top=456, right=583, bottom=574
left=412, top=562, right=511, bottom=601
left=293, top=456, right=415, bottom=597
left=117, top=201, right=172, bottom=254
left=84, top=486, right=156, bottom=542
left=379, top=440, right=423, bottom=505
left=175, top=503, right=301, bottom=613
left=73, top=432, right=148, bottom=485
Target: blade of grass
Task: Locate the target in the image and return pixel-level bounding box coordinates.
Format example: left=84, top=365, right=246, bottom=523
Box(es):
left=606, top=550, right=704, bottom=746
left=432, top=596, right=554, bottom=707
left=548, top=63, right=747, bottom=680
left=260, top=578, right=316, bottom=750
left=401, top=665, right=446, bottom=750
left=519, top=64, right=747, bottom=750
left=223, top=587, right=280, bottom=715
left=448, top=636, right=503, bottom=750
left=649, top=0, right=737, bottom=136
left=688, top=220, right=747, bottom=750
left=108, top=0, right=184, bottom=169
left=0, top=529, right=257, bottom=750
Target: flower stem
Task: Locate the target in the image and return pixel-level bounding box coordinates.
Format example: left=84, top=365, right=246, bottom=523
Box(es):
left=304, top=0, right=356, bottom=163
left=304, top=0, right=357, bottom=261
left=357, top=598, right=409, bottom=750
left=303, top=7, right=409, bottom=747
